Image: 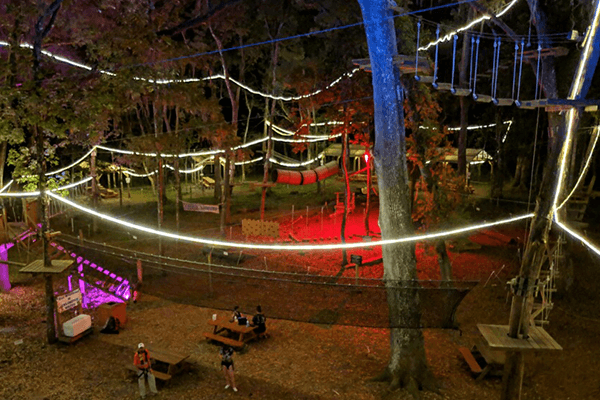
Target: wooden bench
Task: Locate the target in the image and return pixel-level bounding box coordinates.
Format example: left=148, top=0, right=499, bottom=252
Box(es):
left=201, top=176, right=215, bottom=188
left=125, top=364, right=172, bottom=381
left=458, top=346, right=483, bottom=375
left=203, top=332, right=244, bottom=349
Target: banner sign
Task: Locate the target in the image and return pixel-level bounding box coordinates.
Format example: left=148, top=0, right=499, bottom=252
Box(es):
left=56, top=289, right=82, bottom=313
left=182, top=201, right=220, bottom=214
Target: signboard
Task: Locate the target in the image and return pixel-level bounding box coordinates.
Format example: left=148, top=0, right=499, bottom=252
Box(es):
left=350, top=255, right=363, bottom=266
left=56, top=289, right=82, bottom=313
left=182, top=201, right=220, bottom=214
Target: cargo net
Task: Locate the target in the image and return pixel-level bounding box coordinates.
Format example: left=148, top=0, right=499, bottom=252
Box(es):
left=60, top=237, right=477, bottom=329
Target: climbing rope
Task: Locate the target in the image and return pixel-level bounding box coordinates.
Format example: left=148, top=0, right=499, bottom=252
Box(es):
left=469, top=36, right=475, bottom=92
left=415, top=20, right=422, bottom=81
left=433, top=24, right=440, bottom=88
left=535, top=43, right=542, bottom=99
left=492, top=37, right=502, bottom=103
left=491, top=37, right=498, bottom=101
left=450, top=34, right=458, bottom=94
left=515, top=39, right=525, bottom=107
left=511, top=41, right=519, bottom=100
left=472, top=36, right=481, bottom=100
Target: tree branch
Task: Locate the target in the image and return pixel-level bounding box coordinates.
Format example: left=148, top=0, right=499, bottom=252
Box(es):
left=156, top=0, right=244, bottom=37
left=468, top=2, right=519, bottom=41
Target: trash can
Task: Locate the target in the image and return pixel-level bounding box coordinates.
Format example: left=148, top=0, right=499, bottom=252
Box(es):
left=98, top=302, right=127, bottom=328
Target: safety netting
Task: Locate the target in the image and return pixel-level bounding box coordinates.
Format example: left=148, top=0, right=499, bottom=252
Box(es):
left=59, top=236, right=477, bottom=329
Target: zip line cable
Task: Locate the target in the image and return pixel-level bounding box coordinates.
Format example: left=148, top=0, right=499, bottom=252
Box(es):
left=121, top=0, right=479, bottom=69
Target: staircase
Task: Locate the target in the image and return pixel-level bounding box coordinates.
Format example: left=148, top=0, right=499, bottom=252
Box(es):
left=48, top=241, right=132, bottom=303
left=566, top=175, right=596, bottom=227
left=530, top=236, right=564, bottom=326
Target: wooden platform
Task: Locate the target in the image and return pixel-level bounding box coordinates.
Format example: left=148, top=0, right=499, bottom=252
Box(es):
left=477, top=324, right=562, bottom=351
left=518, top=98, right=600, bottom=110
left=19, top=259, right=74, bottom=274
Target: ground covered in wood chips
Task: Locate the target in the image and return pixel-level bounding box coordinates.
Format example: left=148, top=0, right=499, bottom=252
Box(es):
left=2, top=186, right=600, bottom=399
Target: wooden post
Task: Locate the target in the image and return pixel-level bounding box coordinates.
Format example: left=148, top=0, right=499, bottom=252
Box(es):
left=119, top=169, right=123, bottom=208
left=306, top=206, right=309, bottom=228
left=208, top=249, right=213, bottom=295
left=137, top=259, right=143, bottom=283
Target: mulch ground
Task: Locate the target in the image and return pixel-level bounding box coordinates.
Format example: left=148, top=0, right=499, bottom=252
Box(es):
left=2, top=196, right=600, bottom=399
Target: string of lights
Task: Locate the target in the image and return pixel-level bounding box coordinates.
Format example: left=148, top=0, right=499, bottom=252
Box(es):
left=419, top=0, right=520, bottom=51
left=552, top=0, right=600, bottom=220
left=269, top=153, right=325, bottom=167
left=0, top=177, right=93, bottom=197
left=0, top=1, right=484, bottom=105
left=555, top=220, right=600, bottom=257
left=47, top=190, right=533, bottom=251
left=0, top=180, right=14, bottom=193
left=45, top=147, right=96, bottom=176
left=556, top=125, right=599, bottom=211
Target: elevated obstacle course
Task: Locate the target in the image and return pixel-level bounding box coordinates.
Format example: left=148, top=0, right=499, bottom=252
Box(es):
left=272, top=160, right=339, bottom=185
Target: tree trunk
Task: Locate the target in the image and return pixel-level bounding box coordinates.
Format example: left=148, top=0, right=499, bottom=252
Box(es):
left=157, top=157, right=164, bottom=256
left=32, top=0, right=64, bottom=345
left=0, top=141, right=7, bottom=188
left=214, top=153, right=222, bottom=200
left=341, top=124, right=350, bottom=267
left=457, top=7, right=472, bottom=179
left=90, top=148, right=99, bottom=233
left=174, top=106, right=182, bottom=233
left=364, top=154, right=371, bottom=235
left=491, top=109, right=504, bottom=199
left=501, top=1, right=600, bottom=398
left=357, top=0, right=435, bottom=395
left=142, top=162, right=156, bottom=194
left=435, top=240, right=453, bottom=282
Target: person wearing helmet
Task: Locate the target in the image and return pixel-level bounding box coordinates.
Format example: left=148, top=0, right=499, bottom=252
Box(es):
left=133, top=343, right=158, bottom=398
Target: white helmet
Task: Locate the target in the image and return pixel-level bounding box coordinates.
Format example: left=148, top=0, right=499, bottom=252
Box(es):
left=138, top=343, right=145, bottom=349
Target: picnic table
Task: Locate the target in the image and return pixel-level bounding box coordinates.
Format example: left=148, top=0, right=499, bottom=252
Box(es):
left=458, top=341, right=505, bottom=380
left=126, top=347, right=190, bottom=382
left=203, top=316, right=259, bottom=349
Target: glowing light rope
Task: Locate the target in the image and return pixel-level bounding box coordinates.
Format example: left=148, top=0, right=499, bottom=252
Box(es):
left=555, top=220, right=600, bottom=257
left=0, top=41, right=358, bottom=103
left=419, top=0, right=520, bottom=51
left=123, top=169, right=157, bottom=178
left=553, top=0, right=600, bottom=220
left=0, top=180, right=13, bottom=193
left=269, top=153, right=324, bottom=167
left=556, top=125, right=600, bottom=210
left=0, top=176, right=93, bottom=197
left=43, top=147, right=96, bottom=176
left=502, top=119, right=513, bottom=143
left=48, top=190, right=533, bottom=250
left=267, top=120, right=345, bottom=138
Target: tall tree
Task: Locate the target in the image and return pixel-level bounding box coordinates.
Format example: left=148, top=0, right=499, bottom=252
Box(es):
left=356, top=0, right=436, bottom=396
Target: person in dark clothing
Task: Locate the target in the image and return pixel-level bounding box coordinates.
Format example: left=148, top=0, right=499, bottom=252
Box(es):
left=251, top=305, right=267, bottom=335
left=230, top=305, right=243, bottom=322
left=220, top=345, right=237, bottom=392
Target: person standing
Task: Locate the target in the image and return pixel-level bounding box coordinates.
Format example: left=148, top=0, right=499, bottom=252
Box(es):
left=220, top=345, right=238, bottom=392
left=134, top=343, right=158, bottom=398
